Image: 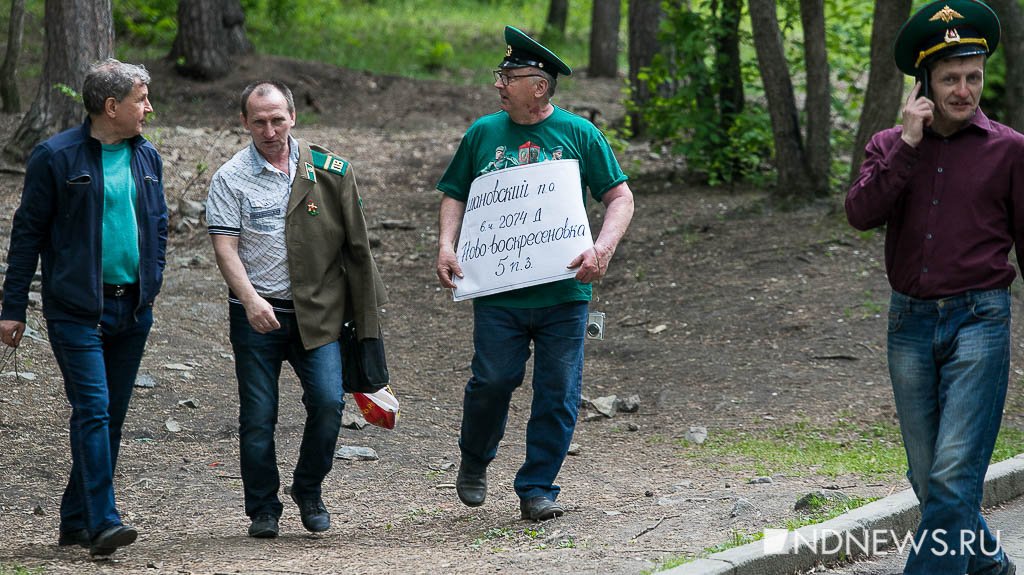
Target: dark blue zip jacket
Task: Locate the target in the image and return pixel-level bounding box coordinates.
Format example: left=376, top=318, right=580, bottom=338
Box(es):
left=1, top=118, right=167, bottom=324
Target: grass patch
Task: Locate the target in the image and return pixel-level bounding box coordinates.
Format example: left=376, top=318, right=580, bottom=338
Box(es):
left=782, top=495, right=879, bottom=529
left=678, top=420, right=907, bottom=479
left=642, top=495, right=878, bottom=574
left=677, top=420, right=1024, bottom=480
left=470, top=524, right=577, bottom=551
left=246, top=0, right=606, bottom=84
left=993, top=426, right=1024, bottom=462
left=0, top=566, right=43, bottom=575
left=111, top=0, right=623, bottom=86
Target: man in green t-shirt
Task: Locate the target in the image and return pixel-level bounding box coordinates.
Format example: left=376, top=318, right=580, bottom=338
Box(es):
left=435, top=26, right=634, bottom=521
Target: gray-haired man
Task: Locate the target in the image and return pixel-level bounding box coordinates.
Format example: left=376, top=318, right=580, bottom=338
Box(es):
left=0, top=58, right=166, bottom=557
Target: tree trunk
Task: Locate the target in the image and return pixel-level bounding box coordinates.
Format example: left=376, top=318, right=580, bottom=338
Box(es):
left=847, top=0, right=913, bottom=186
left=170, top=0, right=252, bottom=80
left=629, top=0, right=663, bottom=137
left=714, top=0, right=744, bottom=132
left=848, top=0, right=912, bottom=187
left=545, top=0, right=569, bottom=37
left=748, top=0, right=815, bottom=200
left=589, top=0, right=620, bottom=78
left=799, top=0, right=829, bottom=196
left=987, top=0, right=1024, bottom=131
left=0, top=0, right=26, bottom=114
left=2, top=0, right=112, bottom=164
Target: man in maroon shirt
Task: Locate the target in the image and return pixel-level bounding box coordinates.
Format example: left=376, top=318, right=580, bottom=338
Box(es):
left=847, top=2, right=1020, bottom=574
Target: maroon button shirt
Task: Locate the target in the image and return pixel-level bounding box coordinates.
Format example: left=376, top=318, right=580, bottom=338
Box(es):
left=846, top=108, right=1024, bottom=299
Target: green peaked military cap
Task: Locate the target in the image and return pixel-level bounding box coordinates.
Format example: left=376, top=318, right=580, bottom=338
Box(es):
left=894, top=0, right=1000, bottom=76
left=500, top=25, right=572, bottom=77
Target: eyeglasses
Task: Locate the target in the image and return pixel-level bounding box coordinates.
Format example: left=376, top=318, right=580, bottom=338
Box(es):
left=493, top=70, right=545, bottom=87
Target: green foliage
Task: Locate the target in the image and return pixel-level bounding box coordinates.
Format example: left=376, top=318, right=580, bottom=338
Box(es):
left=421, top=41, right=456, bottom=73
left=52, top=83, right=82, bottom=103
left=114, top=0, right=178, bottom=57
left=823, top=0, right=874, bottom=186
left=636, top=1, right=774, bottom=186
left=636, top=0, right=884, bottom=192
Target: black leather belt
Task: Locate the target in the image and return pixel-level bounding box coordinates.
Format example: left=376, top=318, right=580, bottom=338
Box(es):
left=103, top=283, right=138, bottom=297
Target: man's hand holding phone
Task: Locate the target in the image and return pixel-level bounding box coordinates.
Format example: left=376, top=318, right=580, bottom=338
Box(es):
left=901, top=81, right=934, bottom=148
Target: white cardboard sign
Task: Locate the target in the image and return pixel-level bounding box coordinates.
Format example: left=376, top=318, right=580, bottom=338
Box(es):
left=453, top=160, right=593, bottom=301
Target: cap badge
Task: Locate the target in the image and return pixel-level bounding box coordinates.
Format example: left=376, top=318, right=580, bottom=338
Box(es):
left=506, top=45, right=513, bottom=57
left=944, top=28, right=962, bottom=44
left=929, top=5, right=964, bottom=24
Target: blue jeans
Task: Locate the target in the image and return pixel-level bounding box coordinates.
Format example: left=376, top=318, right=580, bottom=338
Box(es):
left=228, top=303, right=344, bottom=518
left=888, top=289, right=1010, bottom=575
left=47, top=295, right=153, bottom=538
left=460, top=301, right=588, bottom=501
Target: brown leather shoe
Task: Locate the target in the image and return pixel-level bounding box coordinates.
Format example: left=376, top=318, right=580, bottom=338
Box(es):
left=456, top=462, right=487, bottom=507
left=520, top=496, right=565, bottom=521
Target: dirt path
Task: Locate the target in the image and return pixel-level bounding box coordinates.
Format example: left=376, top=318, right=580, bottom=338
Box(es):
left=0, top=55, right=1022, bottom=575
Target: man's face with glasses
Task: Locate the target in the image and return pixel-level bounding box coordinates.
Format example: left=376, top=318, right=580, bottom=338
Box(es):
left=493, top=69, right=544, bottom=88
left=493, top=67, right=548, bottom=121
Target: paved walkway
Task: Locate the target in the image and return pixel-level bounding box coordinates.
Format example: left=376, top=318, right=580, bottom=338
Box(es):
left=824, top=495, right=1024, bottom=574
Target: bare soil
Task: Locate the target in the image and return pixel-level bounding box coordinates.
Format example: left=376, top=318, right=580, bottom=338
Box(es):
left=0, top=54, right=1022, bottom=575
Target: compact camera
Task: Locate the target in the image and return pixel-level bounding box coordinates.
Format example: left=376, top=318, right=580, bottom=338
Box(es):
left=586, top=311, right=606, bottom=340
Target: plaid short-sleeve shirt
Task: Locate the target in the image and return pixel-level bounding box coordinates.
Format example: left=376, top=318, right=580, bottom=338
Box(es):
left=206, top=137, right=299, bottom=301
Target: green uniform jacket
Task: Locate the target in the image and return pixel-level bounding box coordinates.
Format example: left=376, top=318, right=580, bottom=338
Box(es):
left=286, top=139, right=387, bottom=349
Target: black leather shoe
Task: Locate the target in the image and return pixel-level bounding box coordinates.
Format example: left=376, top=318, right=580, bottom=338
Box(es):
left=58, top=529, right=90, bottom=548
left=248, top=513, right=279, bottom=538
left=980, top=556, right=1018, bottom=575
left=520, top=496, right=565, bottom=521
left=291, top=492, right=331, bottom=533
left=89, top=524, right=138, bottom=556
left=456, top=462, right=487, bottom=507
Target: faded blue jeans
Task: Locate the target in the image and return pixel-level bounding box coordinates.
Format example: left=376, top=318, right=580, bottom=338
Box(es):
left=228, top=303, right=344, bottom=519
left=888, top=289, right=1010, bottom=575
left=459, top=301, right=588, bottom=502
left=48, top=294, right=153, bottom=538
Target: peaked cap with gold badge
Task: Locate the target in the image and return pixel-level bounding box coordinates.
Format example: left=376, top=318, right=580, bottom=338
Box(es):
left=894, top=0, right=1001, bottom=76
left=500, top=25, right=572, bottom=77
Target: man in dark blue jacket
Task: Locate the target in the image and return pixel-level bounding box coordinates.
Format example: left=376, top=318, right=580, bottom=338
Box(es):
left=0, top=58, right=166, bottom=558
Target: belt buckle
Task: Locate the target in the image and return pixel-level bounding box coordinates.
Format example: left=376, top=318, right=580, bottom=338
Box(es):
left=114, top=286, right=126, bottom=297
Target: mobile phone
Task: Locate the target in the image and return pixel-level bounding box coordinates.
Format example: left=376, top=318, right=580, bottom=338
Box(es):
left=918, top=68, right=931, bottom=100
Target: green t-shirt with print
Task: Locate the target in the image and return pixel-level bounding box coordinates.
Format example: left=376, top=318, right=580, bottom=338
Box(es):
left=437, top=105, right=628, bottom=308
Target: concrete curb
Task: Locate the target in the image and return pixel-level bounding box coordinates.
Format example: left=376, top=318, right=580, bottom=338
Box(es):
left=660, top=454, right=1024, bottom=575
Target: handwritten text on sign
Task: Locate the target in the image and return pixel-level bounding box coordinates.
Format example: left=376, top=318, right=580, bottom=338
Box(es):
left=453, top=160, right=593, bottom=301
